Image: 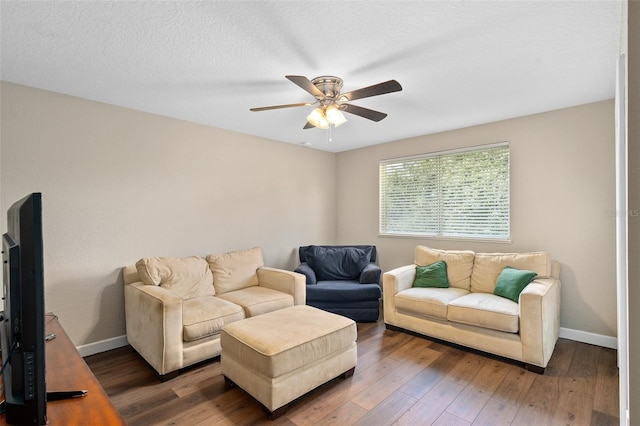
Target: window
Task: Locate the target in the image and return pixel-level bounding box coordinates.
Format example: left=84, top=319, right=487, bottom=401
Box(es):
left=379, top=142, right=510, bottom=240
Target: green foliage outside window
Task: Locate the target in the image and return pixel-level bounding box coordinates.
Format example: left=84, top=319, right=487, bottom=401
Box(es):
left=379, top=143, right=510, bottom=240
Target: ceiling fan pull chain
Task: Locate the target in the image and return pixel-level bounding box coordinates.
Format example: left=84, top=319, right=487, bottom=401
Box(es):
left=328, top=124, right=333, bottom=143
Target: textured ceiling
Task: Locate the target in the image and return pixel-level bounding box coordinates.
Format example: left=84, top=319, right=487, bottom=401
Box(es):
left=0, top=1, right=623, bottom=152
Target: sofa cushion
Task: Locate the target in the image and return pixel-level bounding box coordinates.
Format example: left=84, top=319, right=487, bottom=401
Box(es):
left=306, top=246, right=372, bottom=281
left=207, top=247, right=264, bottom=295
left=182, top=296, right=245, bottom=342
left=395, top=287, right=469, bottom=320
left=413, top=261, right=450, bottom=288
left=447, top=293, right=520, bottom=333
left=493, top=267, right=537, bottom=302
left=135, top=256, right=214, bottom=299
left=217, top=286, right=294, bottom=317
left=414, top=246, right=475, bottom=290
left=471, top=251, right=550, bottom=294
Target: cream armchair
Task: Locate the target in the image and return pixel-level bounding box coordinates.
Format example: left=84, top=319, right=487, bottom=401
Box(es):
left=124, top=247, right=305, bottom=380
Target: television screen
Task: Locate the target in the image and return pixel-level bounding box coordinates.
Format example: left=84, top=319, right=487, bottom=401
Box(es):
left=1, top=193, right=47, bottom=425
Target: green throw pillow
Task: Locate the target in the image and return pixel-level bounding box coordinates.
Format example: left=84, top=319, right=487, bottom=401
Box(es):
left=493, top=266, right=537, bottom=303
left=413, top=261, right=450, bottom=288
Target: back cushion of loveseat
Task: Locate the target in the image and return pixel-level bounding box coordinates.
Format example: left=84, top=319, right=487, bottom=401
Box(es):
left=414, top=245, right=475, bottom=290
left=135, top=256, right=215, bottom=299
left=206, top=247, right=264, bottom=294
left=470, top=252, right=551, bottom=294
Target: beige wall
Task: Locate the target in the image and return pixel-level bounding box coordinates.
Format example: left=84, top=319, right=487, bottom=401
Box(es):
left=336, top=100, right=617, bottom=337
left=627, top=0, right=639, bottom=421
left=0, top=82, right=337, bottom=345
left=0, top=81, right=621, bottom=353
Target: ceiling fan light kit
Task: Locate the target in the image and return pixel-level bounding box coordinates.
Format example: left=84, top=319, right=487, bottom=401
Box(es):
left=324, top=105, right=348, bottom=127
left=307, top=104, right=347, bottom=129
left=250, top=75, right=402, bottom=132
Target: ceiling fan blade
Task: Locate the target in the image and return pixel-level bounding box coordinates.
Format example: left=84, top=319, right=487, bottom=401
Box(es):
left=341, top=104, right=388, bottom=122
left=339, top=80, right=402, bottom=102
left=303, top=121, right=315, bottom=129
left=286, top=75, right=325, bottom=99
left=250, top=102, right=311, bottom=112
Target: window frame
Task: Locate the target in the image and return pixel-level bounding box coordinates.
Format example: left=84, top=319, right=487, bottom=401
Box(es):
left=378, top=142, right=511, bottom=243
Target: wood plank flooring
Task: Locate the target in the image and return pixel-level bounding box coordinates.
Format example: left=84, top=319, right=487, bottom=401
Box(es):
left=85, top=321, right=619, bottom=425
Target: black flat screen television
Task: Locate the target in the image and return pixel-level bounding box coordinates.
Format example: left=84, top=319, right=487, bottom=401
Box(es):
left=1, top=193, right=47, bottom=425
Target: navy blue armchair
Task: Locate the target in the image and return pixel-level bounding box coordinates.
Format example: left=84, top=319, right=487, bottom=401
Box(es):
left=295, top=245, right=382, bottom=322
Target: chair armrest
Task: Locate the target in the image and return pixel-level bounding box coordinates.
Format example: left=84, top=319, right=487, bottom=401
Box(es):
left=360, top=263, right=382, bottom=284
left=294, top=262, right=317, bottom=284
left=124, top=281, right=183, bottom=375
left=520, top=277, right=561, bottom=368
left=257, top=267, right=306, bottom=305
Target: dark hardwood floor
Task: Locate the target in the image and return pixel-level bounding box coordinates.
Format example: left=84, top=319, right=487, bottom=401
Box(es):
left=85, top=321, right=619, bottom=425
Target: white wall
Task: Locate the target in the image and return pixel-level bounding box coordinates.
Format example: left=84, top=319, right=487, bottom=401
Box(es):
left=0, top=82, right=337, bottom=346
left=336, top=100, right=617, bottom=338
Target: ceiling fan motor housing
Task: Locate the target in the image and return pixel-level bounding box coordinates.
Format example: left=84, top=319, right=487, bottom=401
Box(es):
left=311, top=76, right=343, bottom=102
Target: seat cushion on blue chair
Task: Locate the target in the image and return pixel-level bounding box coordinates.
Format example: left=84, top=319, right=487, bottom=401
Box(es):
left=305, top=301, right=380, bottom=322
left=308, top=299, right=381, bottom=310
left=306, top=282, right=382, bottom=302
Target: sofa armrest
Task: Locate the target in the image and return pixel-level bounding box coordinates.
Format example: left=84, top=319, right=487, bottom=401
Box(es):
left=383, top=264, right=416, bottom=295
left=257, top=267, right=306, bottom=305
left=519, top=277, right=561, bottom=368
left=124, top=281, right=183, bottom=375
left=360, top=262, right=382, bottom=284
left=294, top=262, right=317, bottom=284
left=382, top=265, right=416, bottom=325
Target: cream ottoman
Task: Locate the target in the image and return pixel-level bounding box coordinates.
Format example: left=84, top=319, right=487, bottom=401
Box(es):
left=221, top=305, right=357, bottom=419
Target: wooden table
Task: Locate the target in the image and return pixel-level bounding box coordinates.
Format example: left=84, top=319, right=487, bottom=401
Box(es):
left=1, top=314, right=125, bottom=425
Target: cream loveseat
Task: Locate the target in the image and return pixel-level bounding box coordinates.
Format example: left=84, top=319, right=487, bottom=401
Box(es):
left=123, top=247, right=305, bottom=380
left=383, top=245, right=561, bottom=373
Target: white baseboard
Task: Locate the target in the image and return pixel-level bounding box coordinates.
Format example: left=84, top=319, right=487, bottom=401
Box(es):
left=75, top=328, right=617, bottom=358
left=76, top=335, right=129, bottom=358
left=559, top=327, right=617, bottom=349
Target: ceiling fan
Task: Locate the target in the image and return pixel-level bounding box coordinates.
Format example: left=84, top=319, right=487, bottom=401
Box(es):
left=250, top=75, right=402, bottom=129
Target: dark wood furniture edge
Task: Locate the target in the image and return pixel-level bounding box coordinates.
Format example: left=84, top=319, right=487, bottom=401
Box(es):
left=0, top=314, right=126, bottom=425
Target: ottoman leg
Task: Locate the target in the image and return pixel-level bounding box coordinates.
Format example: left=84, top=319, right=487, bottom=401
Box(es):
left=342, top=367, right=355, bottom=379
left=263, top=404, right=288, bottom=420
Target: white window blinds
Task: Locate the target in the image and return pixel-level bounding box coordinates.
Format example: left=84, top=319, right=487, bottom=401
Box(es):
left=379, top=143, right=510, bottom=240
